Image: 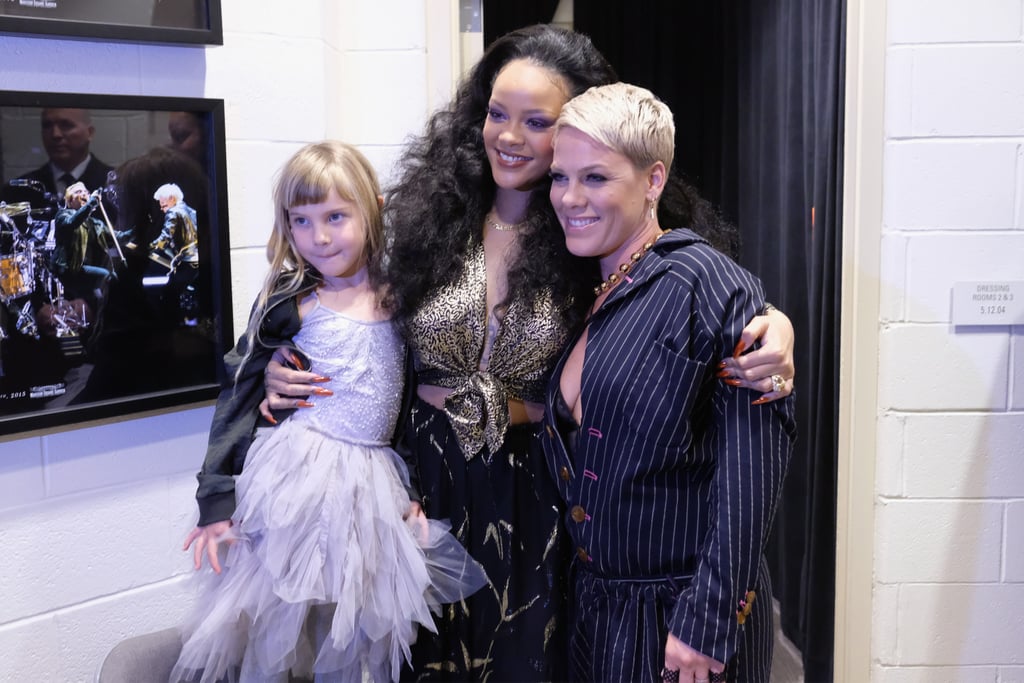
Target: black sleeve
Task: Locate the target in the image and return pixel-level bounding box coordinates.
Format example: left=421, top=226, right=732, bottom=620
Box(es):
left=193, top=333, right=271, bottom=526
left=391, top=345, right=421, bottom=503
left=194, top=292, right=304, bottom=526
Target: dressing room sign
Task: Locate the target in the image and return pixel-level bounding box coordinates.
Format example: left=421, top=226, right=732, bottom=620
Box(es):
left=952, top=281, right=1024, bottom=325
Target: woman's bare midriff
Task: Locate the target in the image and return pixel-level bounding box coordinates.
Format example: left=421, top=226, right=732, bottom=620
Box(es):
left=417, top=384, right=545, bottom=424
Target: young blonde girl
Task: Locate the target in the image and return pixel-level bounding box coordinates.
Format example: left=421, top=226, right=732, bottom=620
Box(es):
left=171, top=141, right=485, bottom=683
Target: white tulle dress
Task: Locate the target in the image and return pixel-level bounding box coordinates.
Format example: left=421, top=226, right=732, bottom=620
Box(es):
left=171, top=297, right=486, bottom=683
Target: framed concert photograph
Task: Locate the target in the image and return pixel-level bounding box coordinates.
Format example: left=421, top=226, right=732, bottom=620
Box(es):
left=0, top=90, right=233, bottom=435
left=0, top=0, right=222, bottom=46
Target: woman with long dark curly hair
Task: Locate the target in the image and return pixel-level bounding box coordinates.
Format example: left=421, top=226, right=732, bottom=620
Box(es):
left=265, top=25, right=795, bottom=681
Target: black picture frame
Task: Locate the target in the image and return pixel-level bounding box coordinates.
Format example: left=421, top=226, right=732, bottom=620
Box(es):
left=0, top=90, right=232, bottom=435
left=0, top=0, right=222, bottom=46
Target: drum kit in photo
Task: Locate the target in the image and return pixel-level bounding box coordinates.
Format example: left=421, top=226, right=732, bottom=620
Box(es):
left=0, top=183, right=89, bottom=340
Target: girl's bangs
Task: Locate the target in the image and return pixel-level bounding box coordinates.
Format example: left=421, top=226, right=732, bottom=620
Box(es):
left=285, top=162, right=356, bottom=208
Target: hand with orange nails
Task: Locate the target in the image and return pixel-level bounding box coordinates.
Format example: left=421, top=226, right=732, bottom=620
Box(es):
left=717, top=307, right=794, bottom=404
left=258, top=348, right=332, bottom=422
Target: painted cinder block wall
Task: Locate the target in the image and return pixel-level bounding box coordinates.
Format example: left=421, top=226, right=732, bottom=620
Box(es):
left=2, top=1, right=1024, bottom=681
left=0, top=1, right=436, bottom=681
left=873, top=0, right=1024, bottom=681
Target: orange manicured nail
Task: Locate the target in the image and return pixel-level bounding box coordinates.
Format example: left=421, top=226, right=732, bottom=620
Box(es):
left=723, top=379, right=742, bottom=387
left=716, top=369, right=732, bottom=378
left=313, top=375, right=331, bottom=383
left=265, top=414, right=278, bottom=425
left=312, top=387, right=333, bottom=396
left=751, top=396, right=771, bottom=405
left=732, top=340, right=746, bottom=357
left=297, top=400, right=314, bottom=408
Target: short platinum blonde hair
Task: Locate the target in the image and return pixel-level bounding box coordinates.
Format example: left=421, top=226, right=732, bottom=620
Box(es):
left=554, top=82, right=675, bottom=172
left=153, top=182, right=184, bottom=202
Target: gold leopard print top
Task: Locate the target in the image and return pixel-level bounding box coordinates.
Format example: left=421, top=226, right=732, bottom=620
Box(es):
left=408, top=243, right=570, bottom=459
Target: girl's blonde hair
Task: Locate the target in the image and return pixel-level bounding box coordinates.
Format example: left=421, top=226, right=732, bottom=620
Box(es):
left=238, top=141, right=383, bottom=377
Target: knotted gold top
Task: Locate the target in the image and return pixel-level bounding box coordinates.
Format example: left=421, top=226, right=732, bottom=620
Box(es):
left=408, top=243, right=569, bottom=458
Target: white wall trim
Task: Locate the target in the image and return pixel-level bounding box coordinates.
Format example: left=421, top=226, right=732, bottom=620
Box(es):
left=425, top=0, right=460, bottom=113
left=835, top=0, right=887, bottom=679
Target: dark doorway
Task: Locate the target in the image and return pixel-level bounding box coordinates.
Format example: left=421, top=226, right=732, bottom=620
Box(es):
left=485, top=1, right=846, bottom=680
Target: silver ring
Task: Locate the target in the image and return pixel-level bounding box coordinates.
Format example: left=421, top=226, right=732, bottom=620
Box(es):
left=770, top=374, right=785, bottom=393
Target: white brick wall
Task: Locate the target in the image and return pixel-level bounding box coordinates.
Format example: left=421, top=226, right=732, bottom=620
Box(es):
left=878, top=326, right=1010, bottom=410
left=1006, top=502, right=1024, bottom=581
left=897, top=584, right=1024, bottom=664
left=902, top=415, right=1024, bottom=498
left=888, top=0, right=1022, bottom=44
left=876, top=500, right=1004, bottom=583
left=883, top=141, right=1018, bottom=229
left=4, top=1, right=1021, bottom=679
left=904, top=234, right=1024, bottom=322
left=0, top=1, right=436, bottom=680
left=877, top=0, right=1024, bottom=678
left=873, top=665, right=1003, bottom=683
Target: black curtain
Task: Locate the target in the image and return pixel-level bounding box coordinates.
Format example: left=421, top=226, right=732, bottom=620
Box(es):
left=572, top=2, right=845, bottom=681
left=483, top=0, right=561, bottom=47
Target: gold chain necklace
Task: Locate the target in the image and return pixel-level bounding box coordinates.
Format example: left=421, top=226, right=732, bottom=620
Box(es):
left=486, top=211, right=527, bottom=232
left=593, top=231, right=666, bottom=296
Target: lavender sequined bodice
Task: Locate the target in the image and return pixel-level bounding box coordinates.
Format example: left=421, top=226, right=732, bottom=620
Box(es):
left=289, top=300, right=405, bottom=446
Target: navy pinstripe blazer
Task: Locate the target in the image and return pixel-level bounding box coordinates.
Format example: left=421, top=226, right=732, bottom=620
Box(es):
left=541, top=228, right=796, bottom=665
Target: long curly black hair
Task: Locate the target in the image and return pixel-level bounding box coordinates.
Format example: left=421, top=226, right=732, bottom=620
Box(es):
left=382, top=25, right=612, bottom=330
left=382, top=24, right=739, bottom=331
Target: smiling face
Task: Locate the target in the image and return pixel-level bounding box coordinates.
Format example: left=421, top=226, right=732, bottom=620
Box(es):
left=482, top=59, right=571, bottom=192
left=288, top=188, right=367, bottom=280
left=549, top=126, right=665, bottom=272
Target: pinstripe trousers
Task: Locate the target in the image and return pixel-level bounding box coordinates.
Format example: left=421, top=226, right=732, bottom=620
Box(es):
left=568, top=562, right=774, bottom=682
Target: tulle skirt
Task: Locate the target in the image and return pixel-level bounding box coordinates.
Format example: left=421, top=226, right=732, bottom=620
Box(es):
left=171, top=419, right=487, bottom=683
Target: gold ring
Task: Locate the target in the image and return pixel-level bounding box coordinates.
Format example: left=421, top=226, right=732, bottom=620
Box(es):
left=771, top=374, right=785, bottom=393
